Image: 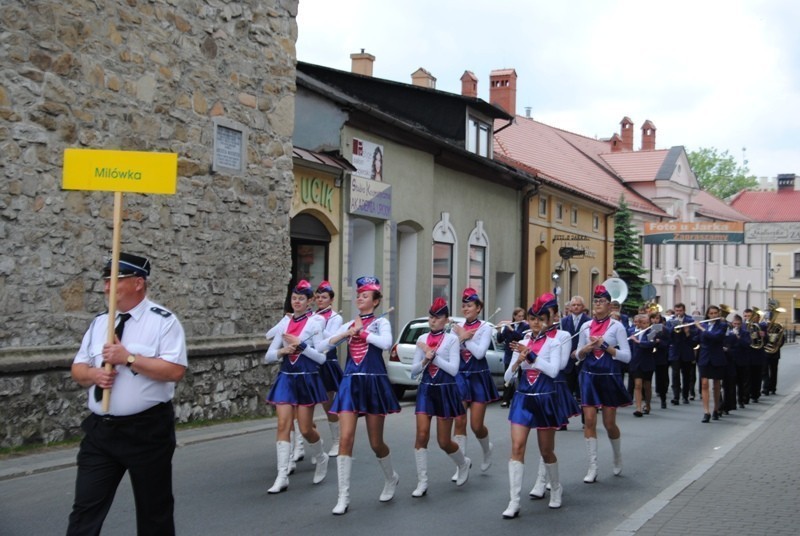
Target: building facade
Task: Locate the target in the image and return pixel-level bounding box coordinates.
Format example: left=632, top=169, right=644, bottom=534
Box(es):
left=294, top=58, right=538, bottom=332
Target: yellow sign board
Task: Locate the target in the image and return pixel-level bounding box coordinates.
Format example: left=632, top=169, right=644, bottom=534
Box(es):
left=62, top=148, right=178, bottom=194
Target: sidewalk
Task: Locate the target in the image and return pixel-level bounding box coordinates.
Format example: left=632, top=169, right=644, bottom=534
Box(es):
left=609, top=360, right=800, bottom=536
left=0, top=419, right=276, bottom=481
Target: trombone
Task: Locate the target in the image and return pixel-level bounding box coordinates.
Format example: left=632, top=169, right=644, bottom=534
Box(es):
left=673, top=304, right=733, bottom=332
left=672, top=318, right=715, bottom=332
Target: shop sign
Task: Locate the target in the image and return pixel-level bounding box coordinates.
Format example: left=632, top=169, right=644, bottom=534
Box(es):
left=299, top=175, right=335, bottom=213
left=643, top=221, right=744, bottom=244
left=349, top=175, right=391, bottom=219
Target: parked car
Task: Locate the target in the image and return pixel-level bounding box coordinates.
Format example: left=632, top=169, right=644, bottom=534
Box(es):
left=387, top=316, right=508, bottom=398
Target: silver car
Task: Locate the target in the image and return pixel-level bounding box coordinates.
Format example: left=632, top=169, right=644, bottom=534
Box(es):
left=387, top=316, right=507, bottom=398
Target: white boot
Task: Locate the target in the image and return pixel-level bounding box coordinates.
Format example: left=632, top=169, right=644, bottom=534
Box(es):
left=545, top=462, right=563, bottom=509
left=610, top=437, right=623, bottom=476
left=412, top=448, right=428, bottom=497
left=502, top=460, right=524, bottom=519
left=477, top=435, right=493, bottom=472
left=451, top=435, right=466, bottom=482
left=287, top=436, right=296, bottom=475
left=529, top=456, right=547, bottom=499
left=332, top=455, right=351, bottom=515
left=584, top=437, right=598, bottom=483
left=268, top=441, right=291, bottom=493
left=448, top=449, right=471, bottom=486
left=292, top=421, right=306, bottom=463
left=378, top=454, right=400, bottom=502
left=328, top=421, right=340, bottom=457
left=308, top=439, right=329, bottom=484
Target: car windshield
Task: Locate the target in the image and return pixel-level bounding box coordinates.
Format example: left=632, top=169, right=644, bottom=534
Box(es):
left=398, top=317, right=498, bottom=350
left=399, top=322, right=431, bottom=344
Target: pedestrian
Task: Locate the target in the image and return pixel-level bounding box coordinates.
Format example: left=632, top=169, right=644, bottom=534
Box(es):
left=496, top=307, right=529, bottom=407
left=410, top=297, right=472, bottom=498
left=576, top=285, right=632, bottom=483
left=648, top=308, right=670, bottom=409
left=666, top=303, right=696, bottom=405
left=451, top=287, right=500, bottom=479
left=314, top=281, right=344, bottom=456
left=694, top=305, right=727, bottom=423
left=265, top=280, right=330, bottom=493
left=628, top=314, right=655, bottom=417
left=732, top=314, right=753, bottom=408
left=321, top=276, right=400, bottom=515
left=502, top=293, right=570, bottom=518
left=744, top=308, right=766, bottom=403
left=67, top=253, right=187, bottom=536
left=559, top=296, right=590, bottom=405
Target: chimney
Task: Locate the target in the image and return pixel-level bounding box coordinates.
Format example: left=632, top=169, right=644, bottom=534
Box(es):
left=609, top=133, right=622, bottom=153
left=350, top=49, right=375, bottom=77
left=489, top=68, right=517, bottom=116
left=641, top=119, right=657, bottom=150
left=777, top=173, right=797, bottom=191
left=460, top=70, right=478, bottom=98
left=411, top=67, right=436, bottom=89
left=620, top=116, right=634, bottom=151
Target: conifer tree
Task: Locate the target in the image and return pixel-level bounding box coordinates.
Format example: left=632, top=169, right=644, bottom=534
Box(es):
left=613, top=196, right=647, bottom=312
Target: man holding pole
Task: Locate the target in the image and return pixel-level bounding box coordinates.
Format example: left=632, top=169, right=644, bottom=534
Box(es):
left=67, top=252, right=187, bottom=536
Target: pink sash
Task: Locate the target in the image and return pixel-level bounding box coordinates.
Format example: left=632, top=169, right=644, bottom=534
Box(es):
left=349, top=316, right=376, bottom=366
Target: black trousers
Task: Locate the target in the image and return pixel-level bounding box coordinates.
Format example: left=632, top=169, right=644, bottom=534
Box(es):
left=67, top=403, right=176, bottom=536
left=670, top=361, right=694, bottom=401
left=762, top=354, right=779, bottom=393
left=654, top=364, right=670, bottom=400
left=735, top=364, right=750, bottom=405
left=749, top=363, right=764, bottom=400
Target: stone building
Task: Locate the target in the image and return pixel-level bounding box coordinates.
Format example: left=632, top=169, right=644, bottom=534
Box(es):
left=0, top=0, right=299, bottom=446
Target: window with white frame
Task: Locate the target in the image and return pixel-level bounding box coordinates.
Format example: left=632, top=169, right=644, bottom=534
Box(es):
left=570, top=207, right=578, bottom=225
left=794, top=252, right=800, bottom=278
left=538, top=196, right=547, bottom=218
left=432, top=212, right=458, bottom=303
left=556, top=202, right=563, bottom=221
left=467, top=115, right=492, bottom=157
left=708, top=245, right=715, bottom=263
left=747, top=245, right=752, bottom=266
left=592, top=213, right=599, bottom=231
left=468, top=221, right=490, bottom=307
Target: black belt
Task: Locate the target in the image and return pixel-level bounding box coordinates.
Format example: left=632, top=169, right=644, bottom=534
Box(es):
left=93, top=401, right=171, bottom=423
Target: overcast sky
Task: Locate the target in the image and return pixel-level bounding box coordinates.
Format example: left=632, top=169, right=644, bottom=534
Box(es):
left=296, top=0, right=799, bottom=180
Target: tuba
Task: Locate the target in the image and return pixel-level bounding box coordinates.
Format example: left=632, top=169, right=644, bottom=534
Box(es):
left=748, top=307, right=764, bottom=350
left=764, top=300, right=786, bottom=354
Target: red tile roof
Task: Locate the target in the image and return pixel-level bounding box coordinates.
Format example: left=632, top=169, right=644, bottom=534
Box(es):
left=601, top=149, right=672, bottom=183
left=729, top=189, right=800, bottom=221
left=692, top=189, right=750, bottom=221
left=494, top=117, right=667, bottom=217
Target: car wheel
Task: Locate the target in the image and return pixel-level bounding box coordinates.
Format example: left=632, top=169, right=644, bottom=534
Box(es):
left=392, top=385, right=406, bottom=399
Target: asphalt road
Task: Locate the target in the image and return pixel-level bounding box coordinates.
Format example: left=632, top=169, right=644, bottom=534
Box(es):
left=2, top=349, right=798, bottom=536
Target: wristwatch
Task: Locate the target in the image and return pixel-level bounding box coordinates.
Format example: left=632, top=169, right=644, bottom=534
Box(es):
left=126, top=354, right=137, bottom=368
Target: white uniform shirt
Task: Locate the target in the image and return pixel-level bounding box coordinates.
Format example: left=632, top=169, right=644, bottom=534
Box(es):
left=73, top=297, right=188, bottom=416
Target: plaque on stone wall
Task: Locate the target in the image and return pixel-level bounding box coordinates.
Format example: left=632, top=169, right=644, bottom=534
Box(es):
left=212, top=117, right=247, bottom=174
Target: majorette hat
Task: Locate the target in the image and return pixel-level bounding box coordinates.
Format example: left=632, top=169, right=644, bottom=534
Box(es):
left=356, top=276, right=380, bottom=293
left=429, top=297, right=449, bottom=317
left=292, top=279, right=314, bottom=297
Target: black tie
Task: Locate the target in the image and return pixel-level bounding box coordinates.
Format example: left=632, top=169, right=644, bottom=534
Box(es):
left=94, top=313, right=132, bottom=402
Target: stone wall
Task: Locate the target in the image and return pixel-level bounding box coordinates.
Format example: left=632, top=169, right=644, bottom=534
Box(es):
left=0, top=338, right=278, bottom=448
left=0, top=0, right=299, bottom=349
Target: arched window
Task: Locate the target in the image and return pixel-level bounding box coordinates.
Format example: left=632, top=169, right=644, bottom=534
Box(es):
left=467, top=221, right=489, bottom=306
left=432, top=212, right=458, bottom=304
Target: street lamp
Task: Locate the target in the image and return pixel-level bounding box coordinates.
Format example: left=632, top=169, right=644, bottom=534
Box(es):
left=769, top=263, right=782, bottom=299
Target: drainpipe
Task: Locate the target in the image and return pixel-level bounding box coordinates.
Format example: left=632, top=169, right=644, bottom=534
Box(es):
left=521, top=184, right=537, bottom=305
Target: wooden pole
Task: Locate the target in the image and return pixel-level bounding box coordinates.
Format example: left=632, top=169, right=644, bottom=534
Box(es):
left=101, top=191, right=124, bottom=413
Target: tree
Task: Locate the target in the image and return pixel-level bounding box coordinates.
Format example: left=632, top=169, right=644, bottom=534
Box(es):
left=613, top=196, right=647, bottom=313
left=687, top=147, right=758, bottom=199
